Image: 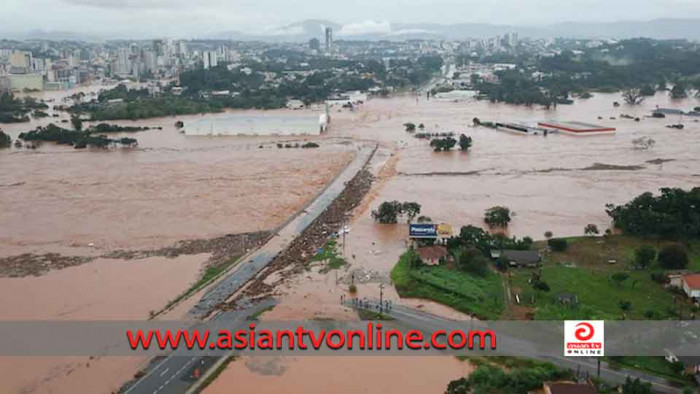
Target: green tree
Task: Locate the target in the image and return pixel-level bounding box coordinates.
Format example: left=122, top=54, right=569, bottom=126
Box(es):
left=70, top=115, right=83, bottom=132
left=611, top=272, right=630, bottom=287
left=430, top=137, right=457, bottom=152
left=401, top=202, right=422, bottom=223
left=0, top=129, right=11, bottom=148
left=622, top=88, right=645, bottom=105
left=458, top=134, right=472, bottom=151
left=444, top=377, right=470, bottom=394
left=621, top=377, right=652, bottom=394
left=548, top=238, right=568, bottom=252
left=457, top=247, right=489, bottom=277
left=671, top=81, right=688, bottom=99
left=403, top=122, right=416, bottom=132
left=371, top=201, right=402, bottom=224
left=484, top=206, right=512, bottom=228
left=658, top=244, right=689, bottom=269
left=584, top=224, right=599, bottom=236
left=619, top=300, right=632, bottom=313
left=634, top=245, right=656, bottom=269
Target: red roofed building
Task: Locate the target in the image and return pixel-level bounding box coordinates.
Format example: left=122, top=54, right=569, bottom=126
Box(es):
left=681, top=274, right=700, bottom=299
left=417, top=245, right=448, bottom=266
left=538, top=121, right=616, bottom=135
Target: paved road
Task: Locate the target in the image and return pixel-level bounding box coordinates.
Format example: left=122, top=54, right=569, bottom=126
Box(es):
left=124, top=144, right=376, bottom=394
left=421, top=61, right=456, bottom=94
left=347, top=300, right=684, bottom=394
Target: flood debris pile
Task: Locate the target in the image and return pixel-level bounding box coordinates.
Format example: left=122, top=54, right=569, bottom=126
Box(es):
left=1, top=231, right=272, bottom=278
left=227, top=168, right=374, bottom=305
left=0, top=253, right=94, bottom=277
left=105, top=231, right=272, bottom=269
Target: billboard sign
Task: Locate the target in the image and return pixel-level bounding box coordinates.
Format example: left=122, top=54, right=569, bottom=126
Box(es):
left=437, top=223, right=453, bottom=238
left=409, top=224, right=437, bottom=239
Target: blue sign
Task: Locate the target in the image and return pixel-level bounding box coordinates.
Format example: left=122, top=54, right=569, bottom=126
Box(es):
left=409, top=224, right=437, bottom=238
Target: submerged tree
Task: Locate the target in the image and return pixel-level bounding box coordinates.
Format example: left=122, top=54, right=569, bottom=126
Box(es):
left=622, top=88, right=645, bottom=105
left=484, top=206, right=512, bottom=228
left=458, top=134, right=472, bottom=151
left=0, top=129, right=11, bottom=148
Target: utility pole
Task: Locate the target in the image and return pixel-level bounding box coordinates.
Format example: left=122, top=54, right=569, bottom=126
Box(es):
left=597, top=358, right=601, bottom=380
left=379, top=283, right=384, bottom=316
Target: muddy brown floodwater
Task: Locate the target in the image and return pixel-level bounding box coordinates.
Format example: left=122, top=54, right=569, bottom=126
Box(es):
left=0, top=88, right=355, bottom=393
left=0, top=86, right=698, bottom=393
left=204, top=91, right=699, bottom=394
left=204, top=356, right=473, bottom=394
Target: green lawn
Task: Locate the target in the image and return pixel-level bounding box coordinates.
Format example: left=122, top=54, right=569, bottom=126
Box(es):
left=508, top=235, right=699, bottom=320
left=529, top=265, right=682, bottom=319
left=391, top=251, right=504, bottom=320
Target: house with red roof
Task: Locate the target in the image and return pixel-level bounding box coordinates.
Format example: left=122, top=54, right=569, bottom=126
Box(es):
left=681, top=274, right=700, bottom=300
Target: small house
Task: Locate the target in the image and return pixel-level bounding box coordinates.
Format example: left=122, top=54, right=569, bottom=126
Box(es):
left=665, top=270, right=689, bottom=288
left=681, top=274, right=700, bottom=300
left=417, top=245, right=448, bottom=266
left=495, top=249, right=541, bottom=268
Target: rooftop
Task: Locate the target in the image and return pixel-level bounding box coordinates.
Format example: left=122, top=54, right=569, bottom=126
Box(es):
left=545, top=382, right=596, bottom=394
left=538, top=120, right=616, bottom=133
left=417, top=245, right=448, bottom=263
left=682, top=273, right=700, bottom=289
left=501, top=249, right=540, bottom=264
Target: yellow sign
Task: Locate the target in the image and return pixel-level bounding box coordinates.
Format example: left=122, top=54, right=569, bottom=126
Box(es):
left=437, top=223, right=452, bottom=237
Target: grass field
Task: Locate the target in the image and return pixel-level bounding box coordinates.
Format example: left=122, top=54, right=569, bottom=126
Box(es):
left=391, top=251, right=504, bottom=320
left=510, top=235, right=699, bottom=320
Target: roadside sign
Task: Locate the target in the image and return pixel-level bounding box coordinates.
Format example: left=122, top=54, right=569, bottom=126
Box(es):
left=409, top=224, right=437, bottom=238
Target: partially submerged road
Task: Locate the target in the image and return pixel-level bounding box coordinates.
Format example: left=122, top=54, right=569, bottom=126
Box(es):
left=346, top=300, right=683, bottom=394
left=124, top=143, right=376, bottom=394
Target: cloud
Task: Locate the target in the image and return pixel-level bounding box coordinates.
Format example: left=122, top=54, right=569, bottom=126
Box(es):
left=338, top=20, right=392, bottom=36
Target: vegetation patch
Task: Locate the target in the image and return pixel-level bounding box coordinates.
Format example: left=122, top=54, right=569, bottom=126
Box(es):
left=391, top=249, right=503, bottom=320
left=311, top=239, right=346, bottom=272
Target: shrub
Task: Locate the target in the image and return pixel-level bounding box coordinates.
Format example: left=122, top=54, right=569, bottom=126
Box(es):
left=657, top=244, right=689, bottom=269
left=548, top=238, right=568, bottom=252
left=301, top=142, right=319, bottom=148
left=634, top=245, right=656, bottom=269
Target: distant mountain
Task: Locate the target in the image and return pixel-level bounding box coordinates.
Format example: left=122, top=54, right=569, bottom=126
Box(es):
left=210, top=18, right=700, bottom=41
left=2, top=18, right=700, bottom=42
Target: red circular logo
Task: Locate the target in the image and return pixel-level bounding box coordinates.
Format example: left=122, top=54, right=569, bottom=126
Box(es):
left=574, top=322, right=595, bottom=341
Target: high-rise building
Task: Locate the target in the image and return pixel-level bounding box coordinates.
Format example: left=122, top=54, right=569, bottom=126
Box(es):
left=10, top=50, right=32, bottom=70
left=202, top=51, right=217, bottom=70
left=324, top=27, right=333, bottom=53
left=113, top=47, right=130, bottom=76
left=309, top=38, right=320, bottom=51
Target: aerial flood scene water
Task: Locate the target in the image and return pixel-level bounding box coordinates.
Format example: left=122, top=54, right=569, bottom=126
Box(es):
left=2, top=8, right=700, bottom=394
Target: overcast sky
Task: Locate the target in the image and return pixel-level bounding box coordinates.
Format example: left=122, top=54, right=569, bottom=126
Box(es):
left=2, top=0, right=700, bottom=38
